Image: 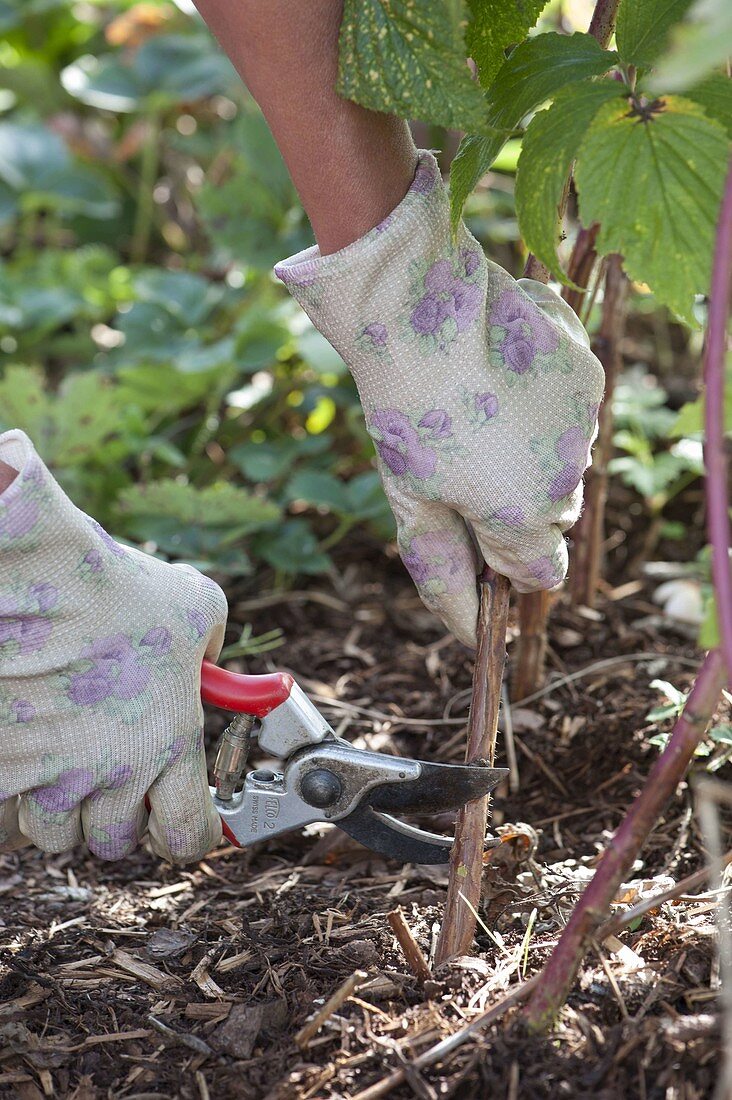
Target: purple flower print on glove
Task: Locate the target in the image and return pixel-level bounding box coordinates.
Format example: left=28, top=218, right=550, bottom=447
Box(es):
left=114, top=659, right=151, bottom=701
left=87, top=517, right=127, bottom=558
left=503, top=336, right=539, bottom=375
left=370, top=409, right=437, bottom=481
left=491, top=289, right=560, bottom=375
left=548, top=426, right=591, bottom=502
left=548, top=464, right=584, bottom=502
left=371, top=407, right=417, bottom=453
left=461, top=248, right=481, bottom=277
left=0, top=496, right=39, bottom=541
left=91, top=819, right=138, bottom=860
left=411, top=257, right=483, bottom=343
left=410, top=159, right=437, bottom=195
left=0, top=591, right=54, bottom=656
left=140, top=626, right=172, bottom=656
left=12, top=700, right=35, bottom=723
left=418, top=409, right=452, bottom=440
left=362, top=322, right=388, bottom=347
left=67, top=631, right=157, bottom=707
left=494, top=505, right=526, bottom=528
left=411, top=292, right=453, bottom=336
left=527, top=556, right=563, bottom=588
left=68, top=667, right=114, bottom=705
left=451, top=282, right=483, bottom=334
left=402, top=531, right=475, bottom=595
left=104, top=764, right=133, bottom=790
left=33, top=767, right=98, bottom=813
left=375, top=212, right=395, bottom=234
left=81, top=549, right=103, bottom=574
left=30, top=583, right=58, bottom=614
left=187, top=609, right=208, bottom=639
left=475, top=392, right=499, bottom=421
left=165, top=737, right=187, bottom=766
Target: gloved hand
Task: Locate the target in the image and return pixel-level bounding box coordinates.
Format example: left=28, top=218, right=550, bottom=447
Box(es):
left=276, top=151, right=604, bottom=646
left=0, top=430, right=227, bottom=862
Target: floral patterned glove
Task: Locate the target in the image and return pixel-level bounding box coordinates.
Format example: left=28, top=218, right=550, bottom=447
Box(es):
left=0, top=430, right=227, bottom=862
left=276, top=151, right=604, bottom=645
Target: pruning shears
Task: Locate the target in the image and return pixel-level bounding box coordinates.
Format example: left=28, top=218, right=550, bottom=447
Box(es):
left=201, top=661, right=507, bottom=864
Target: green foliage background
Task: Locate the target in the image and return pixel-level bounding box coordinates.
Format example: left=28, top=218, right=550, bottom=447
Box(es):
left=0, top=0, right=729, bottom=602
left=0, top=0, right=402, bottom=580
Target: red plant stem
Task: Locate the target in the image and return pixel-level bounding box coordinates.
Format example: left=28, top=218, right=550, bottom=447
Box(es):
left=513, top=589, right=550, bottom=701
left=523, top=647, right=727, bottom=1031
left=587, top=0, right=621, bottom=49
left=561, top=225, right=600, bottom=315
left=704, top=154, right=732, bottom=684
left=436, top=566, right=511, bottom=964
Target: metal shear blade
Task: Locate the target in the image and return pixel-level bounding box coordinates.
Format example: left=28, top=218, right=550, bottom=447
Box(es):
left=336, top=758, right=508, bottom=863
left=203, top=660, right=507, bottom=864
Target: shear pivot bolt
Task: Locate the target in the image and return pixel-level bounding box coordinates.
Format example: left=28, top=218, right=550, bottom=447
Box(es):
left=301, top=769, right=342, bottom=808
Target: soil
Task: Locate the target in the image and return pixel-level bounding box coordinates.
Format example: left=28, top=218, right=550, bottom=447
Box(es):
left=0, top=545, right=729, bottom=1099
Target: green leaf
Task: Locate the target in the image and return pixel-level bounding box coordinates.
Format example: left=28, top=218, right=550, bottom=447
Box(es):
left=616, top=0, right=695, bottom=66
left=133, top=34, right=235, bottom=104
left=0, top=181, right=17, bottom=226
left=450, top=32, right=617, bottom=227
left=111, top=302, right=196, bottom=363
left=0, top=366, right=128, bottom=467
left=646, top=0, right=732, bottom=93
left=649, top=677, right=688, bottom=707
left=254, top=519, right=331, bottom=575
left=574, top=95, right=730, bottom=325
left=62, top=35, right=235, bottom=113
left=285, top=470, right=351, bottom=513
left=296, top=326, right=348, bottom=374
left=465, top=0, right=547, bottom=87
left=133, top=270, right=222, bottom=326
left=61, top=54, right=143, bottom=112
left=683, top=73, right=732, bottom=139
left=0, top=122, right=118, bottom=219
left=230, top=441, right=296, bottom=483
left=450, top=136, right=505, bottom=232
left=515, top=80, right=624, bottom=278
left=26, top=165, right=119, bottom=220
left=235, top=312, right=290, bottom=370
left=197, top=111, right=312, bottom=268
left=344, top=470, right=393, bottom=533
left=699, top=592, right=720, bottom=648
left=337, top=0, right=491, bottom=132
left=670, top=365, right=732, bottom=436
left=116, top=362, right=217, bottom=416
left=709, top=723, right=732, bottom=745
left=0, top=122, right=65, bottom=190
left=118, top=479, right=281, bottom=531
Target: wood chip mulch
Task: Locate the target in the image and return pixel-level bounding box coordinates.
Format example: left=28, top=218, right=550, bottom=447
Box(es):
left=1, top=556, right=729, bottom=1099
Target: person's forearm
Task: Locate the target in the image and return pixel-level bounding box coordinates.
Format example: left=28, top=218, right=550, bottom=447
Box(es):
left=193, top=0, right=416, bottom=255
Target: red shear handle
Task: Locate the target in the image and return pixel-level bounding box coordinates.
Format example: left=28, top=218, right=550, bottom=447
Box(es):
left=200, top=659, right=294, bottom=718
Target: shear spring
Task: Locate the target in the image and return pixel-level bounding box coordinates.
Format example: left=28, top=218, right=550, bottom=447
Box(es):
left=213, top=713, right=255, bottom=801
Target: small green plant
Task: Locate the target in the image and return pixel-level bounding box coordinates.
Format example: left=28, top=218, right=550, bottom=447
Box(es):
left=609, top=366, right=705, bottom=539
left=646, top=679, right=732, bottom=770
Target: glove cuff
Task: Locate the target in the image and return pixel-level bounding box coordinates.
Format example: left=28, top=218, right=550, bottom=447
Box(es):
left=0, top=429, right=104, bottom=563
left=274, top=151, right=472, bottom=380
left=0, top=430, right=54, bottom=554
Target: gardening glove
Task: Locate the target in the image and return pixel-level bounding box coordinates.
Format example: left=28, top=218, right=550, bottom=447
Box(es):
left=0, top=430, right=227, bottom=863
left=276, top=151, right=604, bottom=646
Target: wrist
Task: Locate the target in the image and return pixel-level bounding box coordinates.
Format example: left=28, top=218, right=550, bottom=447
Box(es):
left=0, top=461, right=18, bottom=495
